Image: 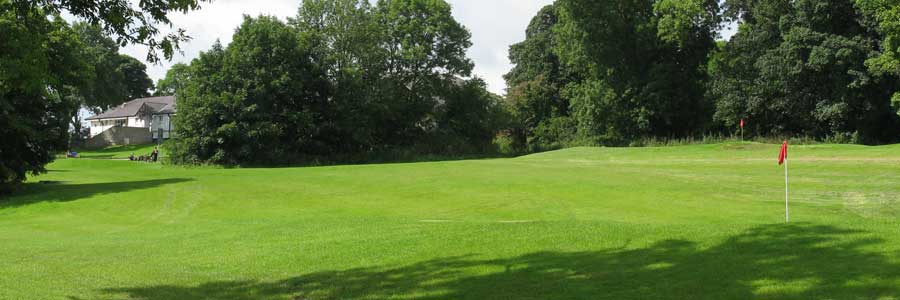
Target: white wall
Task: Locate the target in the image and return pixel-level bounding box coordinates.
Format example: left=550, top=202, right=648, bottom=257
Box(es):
left=89, top=118, right=126, bottom=137
left=150, top=114, right=175, bottom=139
left=127, top=115, right=149, bottom=128
left=91, top=114, right=175, bottom=139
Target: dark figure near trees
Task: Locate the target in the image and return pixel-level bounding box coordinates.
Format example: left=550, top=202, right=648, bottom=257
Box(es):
left=151, top=147, right=159, bottom=162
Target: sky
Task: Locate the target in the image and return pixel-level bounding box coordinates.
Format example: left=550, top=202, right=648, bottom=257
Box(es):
left=119, top=0, right=737, bottom=96
left=119, top=0, right=556, bottom=95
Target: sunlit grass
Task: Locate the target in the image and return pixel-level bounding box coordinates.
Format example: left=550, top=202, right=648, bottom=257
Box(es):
left=2, top=142, right=900, bottom=299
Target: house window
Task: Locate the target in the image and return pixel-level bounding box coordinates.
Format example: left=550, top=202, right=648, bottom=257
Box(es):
left=114, top=119, right=126, bottom=127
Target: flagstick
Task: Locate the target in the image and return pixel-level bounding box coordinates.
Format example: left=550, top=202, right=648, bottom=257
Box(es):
left=784, top=157, right=789, bottom=223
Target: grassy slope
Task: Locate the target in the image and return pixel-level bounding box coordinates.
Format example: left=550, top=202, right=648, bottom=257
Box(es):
left=2, top=143, right=900, bottom=300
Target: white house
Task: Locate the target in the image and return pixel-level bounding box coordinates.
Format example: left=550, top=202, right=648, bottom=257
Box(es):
left=86, top=96, right=177, bottom=141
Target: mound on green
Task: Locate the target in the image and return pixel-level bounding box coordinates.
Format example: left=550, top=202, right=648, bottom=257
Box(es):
left=2, top=143, right=900, bottom=299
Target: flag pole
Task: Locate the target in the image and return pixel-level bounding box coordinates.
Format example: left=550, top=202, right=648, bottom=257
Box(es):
left=784, top=156, right=789, bottom=223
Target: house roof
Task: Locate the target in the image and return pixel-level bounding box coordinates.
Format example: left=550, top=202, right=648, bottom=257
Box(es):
left=86, top=96, right=176, bottom=120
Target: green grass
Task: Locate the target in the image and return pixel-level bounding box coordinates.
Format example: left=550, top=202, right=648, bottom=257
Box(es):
left=3, top=142, right=900, bottom=299
left=73, top=144, right=161, bottom=159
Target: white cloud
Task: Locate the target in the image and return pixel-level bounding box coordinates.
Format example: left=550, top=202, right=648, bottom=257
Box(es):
left=119, top=0, right=553, bottom=95
left=119, top=0, right=299, bottom=85
left=448, top=0, right=555, bottom=94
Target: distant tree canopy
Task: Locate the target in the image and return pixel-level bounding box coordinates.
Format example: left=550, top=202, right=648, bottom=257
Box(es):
left=154, top=63, right=190, bottom=96
left=169, top=0, right=505, bottom=165
left=505, top=0, right=900, bottom=150
left=5, top=0, right=900, bottom=185
left=74, top=22, right=153, bottom=113
left=1, top=0, right=200, bottom=193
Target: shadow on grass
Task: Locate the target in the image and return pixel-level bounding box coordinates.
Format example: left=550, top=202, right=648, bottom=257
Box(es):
left=74, top=154, right=117, bottom=159
left=77, top=144, right=156, bottom=153
left=102, top=223, right=900, bottom=300
left=0, top=178, right=192, bottom=209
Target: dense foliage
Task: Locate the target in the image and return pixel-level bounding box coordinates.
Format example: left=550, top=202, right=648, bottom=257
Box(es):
left=505, top=1, right=719, bottom=150
left=711, top=0, right=900, bottom=143
left=5, top=0, right=900, bottom=179
left=169, top=0, right=506, bottom=165
left=506, top=0, right=900, bottom=150
left=0, top=6, right=81, bottom=192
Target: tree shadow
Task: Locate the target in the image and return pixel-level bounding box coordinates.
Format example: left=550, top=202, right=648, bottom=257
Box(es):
left=0, top=178, right=193, bottom=209
left=102, top=223, right=900, bottom=300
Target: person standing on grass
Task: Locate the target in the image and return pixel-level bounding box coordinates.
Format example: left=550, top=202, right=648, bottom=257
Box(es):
left=151, top=147, right=159, bottom=162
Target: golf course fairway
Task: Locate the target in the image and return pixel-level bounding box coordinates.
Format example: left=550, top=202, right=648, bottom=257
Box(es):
left=2, top=143, right=900, bottom=299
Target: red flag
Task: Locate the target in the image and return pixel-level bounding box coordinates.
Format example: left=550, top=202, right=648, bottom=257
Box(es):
left=778, top=140, right=788, bottom=165
left=740, top=119, right=745, bottom=129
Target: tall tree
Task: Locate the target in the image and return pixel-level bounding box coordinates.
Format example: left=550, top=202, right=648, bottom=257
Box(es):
left=292, top=0, right=385, bottom=151
left=165, top=42, right=226, bottom=164
left=0, top=9, right=86, bottom=192
left=553, top=0, right=719, bottom=144
left=504, top=4, right=578, bottom=150
left=116, top=55, right=153, bottom=100
left=170, top=16, right=331, bottom=165
left=374, top=0, right=474, bottom=143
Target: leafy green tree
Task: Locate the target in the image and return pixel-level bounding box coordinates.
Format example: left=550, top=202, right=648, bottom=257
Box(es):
left=1, top=8, right=85, bottom=192
left=856, top=0, right=900, bottom=76
left=292, top=0, right=385, bottom=152
left=154, top=63, right=191, bottom=96
left=504, top=4, right=581, bottom=150
left=72, top=22, right=122, bottom=113
left=10, top=0, right=209, bottom=62
left=116, top=55, right=153, bottom=100
left=73, top=23, right=153, bottom=111
left=172, top=0, right=505, bottom=165
left=374, top=0, right=474, bottom=143
left=165, top=42, right=226, bottom=164
left=170, top=16, right=330, bottom=165
left=434, top=78, right=509, bottom=153
left=712, top=0, right=900, bottom=143
left=552, top=0, right=719, bottom=144
left=855, top=0, right=900, bottom=115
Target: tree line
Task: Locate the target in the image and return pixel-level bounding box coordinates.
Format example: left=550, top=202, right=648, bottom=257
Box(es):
left=3, top=0, right=900, bottom=192
left=165, top=0, right=508, bottom=165
left=507, top=0, right=900, bottom=151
